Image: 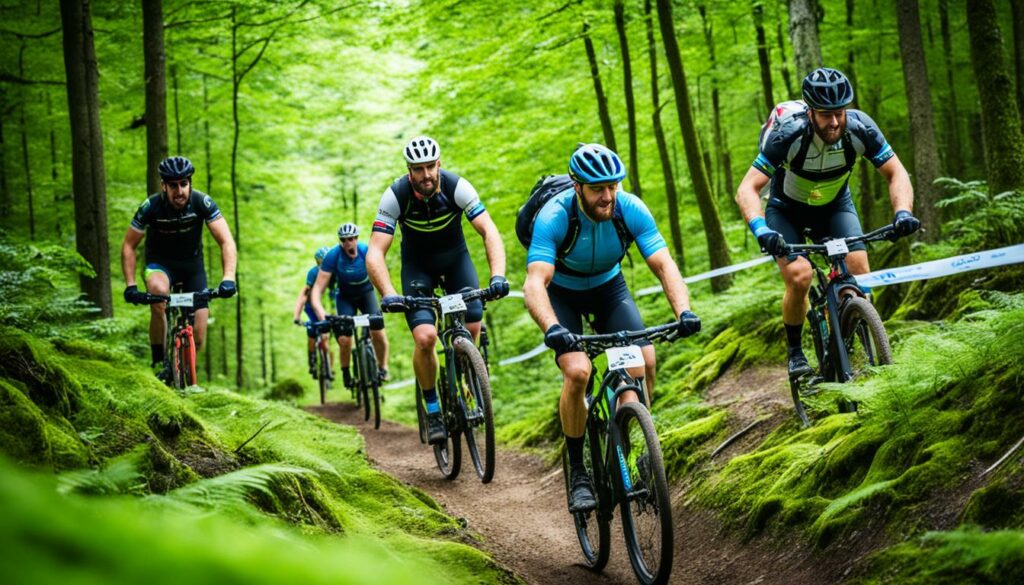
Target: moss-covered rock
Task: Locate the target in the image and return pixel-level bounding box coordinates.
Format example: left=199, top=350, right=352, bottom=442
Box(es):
left=265, top=378, right=305, bottom=401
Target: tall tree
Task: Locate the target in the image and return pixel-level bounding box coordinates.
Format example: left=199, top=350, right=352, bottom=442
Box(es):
left=938, top=0, right=961, bottom=177
left=142, top=0, right=168, bottom=195
left=776, top=21, right=795, bottom=98
left=644, top=0, right=684, bottom=269
left=966, top=0, right=1024, bottom=193
left=699, top=4, right=732, bottom=199
left=1011, top=0, right=1024, bottom=120
left=60, top=0, right=113, bottom=317
left=0, top=98, right=7, bottom=218
left=18, top=42, right=35, bottom=239
left=614, top=0, right=642, bottom=197
left=753, top=3, right=775, bottom=115
left=656, top=0, right=732, bottom=291
left=787, top=0, right=823, bottom=77
left=844, top=0, right=874, bottom=227
left=895, top=0, right=941, bottom=239
left=582, top=21, right=618, bottom=152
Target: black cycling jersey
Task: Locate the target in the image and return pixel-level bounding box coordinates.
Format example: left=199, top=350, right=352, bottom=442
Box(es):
left=130, top=190, right=222, bottom=263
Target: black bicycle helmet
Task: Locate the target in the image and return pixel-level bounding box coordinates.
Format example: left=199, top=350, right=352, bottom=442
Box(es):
left=158, top=156, right=195, bottom=181
left=801, top=68, right=854, bottom=110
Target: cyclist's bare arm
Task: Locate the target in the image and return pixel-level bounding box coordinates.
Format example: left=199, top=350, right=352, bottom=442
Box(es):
left=310, top=269, right=333, bottom=321
left=469, top=211, right=506, bottom=278
left=877, top=155, right=914, bottom=214
left=645, top=248, right=691, bottom=318
left=207, top=217, right=237, bottom=281
left=121, top=227, right=145, bottom=287
left=366, top=231, right=397, bottom=297
left=293, top=285, right=310, bottom=322
left=735, top=167, right=771, bottom=224
left=524, top=261, right=559, bottom=331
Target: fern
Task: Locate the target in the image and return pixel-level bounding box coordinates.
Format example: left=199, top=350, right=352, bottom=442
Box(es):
left=58, top=449, right=147, bottom=496
left=157, top=464, right=315, bottom=509
left=934, top=178, right=1024, bottom=249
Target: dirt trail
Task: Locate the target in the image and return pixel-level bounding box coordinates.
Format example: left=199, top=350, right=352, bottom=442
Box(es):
left=308, top=369, right=872, bottom=585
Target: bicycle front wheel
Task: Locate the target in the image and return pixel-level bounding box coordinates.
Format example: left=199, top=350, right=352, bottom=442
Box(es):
left=616, top=401, right=673, bottom=585
left=364, top=343, right=381, bottom=429
left=453, top=337, right=495, bottom=483
left=318, top=344, right=330, bottom=405
left=840, top=296, right=893, bottom=377
left=563, top=414, right=610, bottom=571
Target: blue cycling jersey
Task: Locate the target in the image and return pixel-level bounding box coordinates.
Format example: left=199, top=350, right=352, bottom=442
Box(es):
left=320, top=242, right=374, bottom=297
left=304, top=265, right=337, bottom=314
left=527, top=189, right=666, bottom=290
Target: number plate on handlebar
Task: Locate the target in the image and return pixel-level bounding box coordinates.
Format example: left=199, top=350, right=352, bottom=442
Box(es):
left=168, top=293, right=194, bottom=308
left=353, top=314, right=370, bottom=328
left=605, top=345, right=645, bottom=371
left=825, top=239, right=850, bottom=256
left=439, top=294, right=467, bottom=315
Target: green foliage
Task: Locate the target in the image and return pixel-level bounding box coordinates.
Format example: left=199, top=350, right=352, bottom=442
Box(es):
left=934, top=177, right=1024, bottom=249
left=266, top=377, right=306, bottom=401
left=855, top=528, right=1024, bottom=585
left=0, top=238, right=99, bottom=332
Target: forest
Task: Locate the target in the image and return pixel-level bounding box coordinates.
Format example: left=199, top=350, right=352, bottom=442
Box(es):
left=1, top=0, right=1023, bottom=584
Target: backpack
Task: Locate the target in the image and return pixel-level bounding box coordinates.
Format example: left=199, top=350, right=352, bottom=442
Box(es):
left=516, top=174, right=634, bottom=276
left=765, top=100, right=856, bottom=179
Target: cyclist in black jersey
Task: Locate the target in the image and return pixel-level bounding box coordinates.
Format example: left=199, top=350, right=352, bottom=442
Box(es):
left=367, top=136, right=509, bottom=445
left=735, top=68, right=920, bottom=378
left=121, top=156, right=238, bottom=379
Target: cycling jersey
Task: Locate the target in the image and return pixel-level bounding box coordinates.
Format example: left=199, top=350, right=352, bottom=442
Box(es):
left=547, top=273, right=649, bottom=358
left=130, top=190, right=222, bottom=262
left=320, top=242, right=373, bottom=298
left=527, top=189, right=666, bottom=290
left=303, top=264, right=338, bottom=317
left=752, top=101, right=895, bottom=206
left=372, top=169, right=486, bottom=258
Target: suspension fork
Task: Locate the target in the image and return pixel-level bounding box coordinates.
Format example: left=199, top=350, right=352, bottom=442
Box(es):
left=824, top=283, right=853, bottom=382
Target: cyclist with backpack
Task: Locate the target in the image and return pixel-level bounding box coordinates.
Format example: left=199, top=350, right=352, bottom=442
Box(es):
left=309, top=223, right=391, bottom=388
left=366, top=136, right=509, bottom=445
left=522, top=143, right=701, bottom=513
left=293, top=246, right=337, bottom=378
left=735, top=67, right=921, bottom=378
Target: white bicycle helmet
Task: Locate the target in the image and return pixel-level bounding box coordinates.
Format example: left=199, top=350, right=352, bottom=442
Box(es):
left=337, top=223, right=359, bottom=239
left=403, top=136, right=441, bottom=164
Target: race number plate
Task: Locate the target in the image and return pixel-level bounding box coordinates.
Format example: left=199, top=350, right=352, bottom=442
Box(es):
left=439, top=294, right=467, bottom=315
left=168, top=293, right=194, bottom=308
left=353, top=314, right=370, bottom=328
left=825, top=239, right=850, bottom=256
left=605, top=345, right=645, bottom=371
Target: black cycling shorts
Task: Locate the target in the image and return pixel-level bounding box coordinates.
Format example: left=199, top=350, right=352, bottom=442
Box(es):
left=547, top=272, right=649, bottom=359
left=144, top=258, right=209, bottom=309
left=765, top=192, right=867, bottom=262
left=400, top=248, right=482, bottom=330
left=333, top=289, right=384, bottom=337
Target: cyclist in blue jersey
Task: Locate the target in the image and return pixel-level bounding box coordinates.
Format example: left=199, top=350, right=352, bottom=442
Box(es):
left=367, top=136, right=509, bottom=445
left=310, top=223, right=391, bottom=388
left=523, top=143, right=701, bottom=513
left=121, top=156, right=238, bottom=380
left=735, top=68, right=921, bottom=378
left=293, top=246, right=337, bottom=377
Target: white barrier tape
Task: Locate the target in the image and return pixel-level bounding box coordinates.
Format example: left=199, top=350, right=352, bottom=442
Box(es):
left=856, top=243, right=1024, bottom=288
left=498, top=342, right=547, bottom=366
left=636, top=255, right=774, bottom=296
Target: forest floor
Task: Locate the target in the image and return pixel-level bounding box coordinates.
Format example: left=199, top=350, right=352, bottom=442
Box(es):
left=308, top=365, right=905, bottom=585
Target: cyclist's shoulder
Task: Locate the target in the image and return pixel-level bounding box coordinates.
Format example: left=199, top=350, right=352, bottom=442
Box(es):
left=614, top=191, right=650, bottom=217
left=537, top=188, right=574, bottom=222
left=189, top=189, right=220, bottom=216
left=845, top=109, right=884, bottom=135
left=306, top=265, right=320, bottom=279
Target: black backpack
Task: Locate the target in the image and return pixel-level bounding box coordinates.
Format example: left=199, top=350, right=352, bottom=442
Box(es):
left=516, top=174, right=634, bottom=276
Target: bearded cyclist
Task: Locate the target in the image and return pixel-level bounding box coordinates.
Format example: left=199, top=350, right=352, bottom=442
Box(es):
left=735, top=67, right=921, bottom=379
left=293, top=246, right=337, bottom=377
left=366, top=136, right=509, bottom=445
left=310, top=223, right=391, bottom=388
left=523, top=143, right=700, bottom=513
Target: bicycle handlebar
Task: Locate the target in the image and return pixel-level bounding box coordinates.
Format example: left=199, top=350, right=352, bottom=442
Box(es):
left=308, top=313, right=384, bottom=333
left=382, top=286, right=498, bottom=313
left=783, top=224, right=898, bottom=255
left=575, top=321, right=683, bottom=359
left=128, top=288, right=224, bottom=306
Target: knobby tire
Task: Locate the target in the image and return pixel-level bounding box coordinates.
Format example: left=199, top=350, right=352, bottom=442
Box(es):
left=564, top=402, right=611, bottom=571
left=453, top=337, right=495, bottom=483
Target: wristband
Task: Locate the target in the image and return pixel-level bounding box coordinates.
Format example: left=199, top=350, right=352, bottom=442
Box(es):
left=748, top=216, right=771, bottom=237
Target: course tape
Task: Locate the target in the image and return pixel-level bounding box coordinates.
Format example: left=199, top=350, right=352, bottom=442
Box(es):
left=381, top=242, right=1024, bottom=389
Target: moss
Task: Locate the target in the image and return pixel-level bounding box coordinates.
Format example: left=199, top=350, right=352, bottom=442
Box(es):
left=855, top=528, right=1024, bottom=584
left=0, top=327, right=81, bottom=417
left=0, top=379, right=51, bottom=466
left=265, top=378, right=305, bottom=401
left=660, top=410, right=727, bottom=480
left=963, top=479, right=1024, bottom=530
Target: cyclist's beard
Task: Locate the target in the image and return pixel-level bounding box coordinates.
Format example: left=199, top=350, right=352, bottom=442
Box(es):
left=812, top=117, right=846, bottom=145
left=580, top=194, right=614, bottom=221
left=412, top=175, right=437, bottom=196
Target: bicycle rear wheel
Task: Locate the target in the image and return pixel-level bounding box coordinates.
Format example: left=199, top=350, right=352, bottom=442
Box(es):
left=172, top=337, right=185, bottom=389
left=363, top=343, right=381, bottom=429
left=453, top=337, right=495, bottom=483
left=840, top=296, right=893, bottom=376
left=563, top=409, right=610, bottom=571
left=433, top=369, right=462, bottom=481
left=616, top=401, right=673, bottom=585
left=318, top=343, right=330, bottom=405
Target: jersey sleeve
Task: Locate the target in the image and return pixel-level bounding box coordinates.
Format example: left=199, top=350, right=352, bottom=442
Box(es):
left=305, top=266, right=319, bottom=287
left=619, top=194, right=667, bottom=259
left=526, top=199, right=567, bottom=266
left=372, top=187, right=400, bottom=235
left=129, top=198, right=154, bottom=232
left=319, top=247, right=340, bottom=274
left=454, top=178, right=486, bottom=221
left=198, top=193, right=223, bottom=223
left=849, top=110, right=895, bottom=168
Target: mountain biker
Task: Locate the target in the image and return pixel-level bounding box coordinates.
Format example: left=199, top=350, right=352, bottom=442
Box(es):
left=735, top=67, right=921, bottom=378
left=366, top=136, right=509, bottom=445
left=293, top=246, right=337, bottom=378
left=121, top=156, right=238, bottom=380
left=310, top=223, right=391, bottom=388
left=523, top=143, right=701, bottom=513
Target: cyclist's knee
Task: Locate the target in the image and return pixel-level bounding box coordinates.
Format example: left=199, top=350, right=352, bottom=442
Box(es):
left=782, top=257, right=813, bottom=291
left=559, top=357, right=591, bottom=389
left=412, top=325, right=437, bottom=350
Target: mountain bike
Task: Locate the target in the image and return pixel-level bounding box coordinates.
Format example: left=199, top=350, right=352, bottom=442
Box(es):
left=563, top=321, right=680, bottom=585
left=311, top=314, right=384, bottom=419
left=130, top=288, right=224, bottom=389
left=384, top=285, right=501, bottom=483
left=302, top=320, right=334, bottom=405
left=784, top=224, right=897, bottom=426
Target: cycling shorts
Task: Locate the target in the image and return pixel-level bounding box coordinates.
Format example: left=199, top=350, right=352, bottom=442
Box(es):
left=332, top=290, right=385, bottom=337
left=765, top=192, right=867, bottom=262
left=547, top=272, right=650, bottom=359
left=401, top=248, right=482, bottom=330
left=143, top=258, right=209, bottom=309
left=303, top=305, right=319, bottom=338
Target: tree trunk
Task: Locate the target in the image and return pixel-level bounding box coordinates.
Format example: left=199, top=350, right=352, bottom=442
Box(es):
left=172, top=63, right=181, bottom=153
left=60, top=0, right=113, bottom=317
left=1011, top=0, right=1024, bottom=121
left=895, top=0, right=941, bottom=239
left=260, top=309, right=267, bottom=384
left=753, top=3, right=775, bottom=116
left=787, top=0, right=823, bottom=77
left=583, top=21, right=618, bottom=152
left=220, top=324, right=228, bottom=377
left=776, top=21, right=795, bottom=98
left=203, top=73, right=212, bottom=194
left=47, top=90, right=58, bottom=182
left=269, top=320, right=276, bottom=383
left=142, top=0, right=167, bottom=195
left=966, top=0, right=1024, bottom=193
left=231, top=6, right=244, bottom=388
left=656, top=0, right=732, bottom=291
left=614, top=0, right=642, bottom=197
left=0, top=110, right=8, bottom=217
left=699, top=4, right=730, bottom=199
left=844, top=0, right=873, bottom=225
left=645, top=0, right=681, bottom=266
left=18, top=43, right=35, bottom=240
left=938, top=0, right=962, bottom=177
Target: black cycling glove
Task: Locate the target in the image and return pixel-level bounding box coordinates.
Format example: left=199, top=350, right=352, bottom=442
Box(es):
left=488, top=275, right=510, bottom=299
left=892, top=210, right=921, bottom=238
left=381, top=295, right=407, bottom=313
left=124, top=285, right=146, bottom=304
left=544, top=323, right=579, bottom=354
left=677, top=310, right=702, bottom=337
left=218, top=280, right=237, bottom=298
